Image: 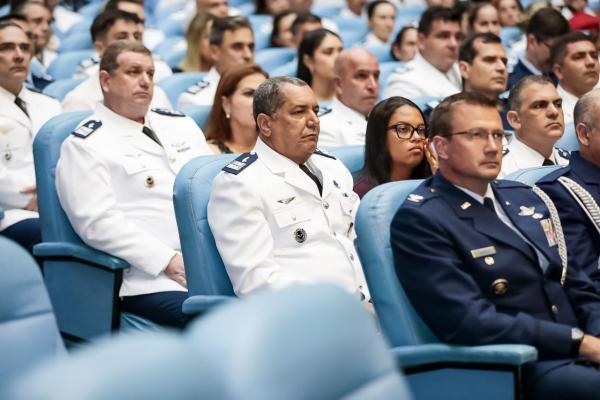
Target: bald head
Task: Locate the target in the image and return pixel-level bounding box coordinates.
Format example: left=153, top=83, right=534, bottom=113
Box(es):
left=574, top=89, right=600, bottom=164
left=334, top=48, right=380, bottom=116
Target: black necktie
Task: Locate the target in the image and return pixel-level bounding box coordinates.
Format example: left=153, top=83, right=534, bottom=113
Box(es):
left=14, top=96, right=29, bottom=118
left=142, top=126, right=162, bottom=147
left=483, top=197, right=495, bottom=213
left=300, top=164, right=322, bottom=196
left=543, top=158, right=555, bottom=166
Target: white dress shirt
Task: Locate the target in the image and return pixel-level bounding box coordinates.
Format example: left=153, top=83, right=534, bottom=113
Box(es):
left=500, top=136, right=570, bottom=178
left=318, top=97, right=368, bottom=147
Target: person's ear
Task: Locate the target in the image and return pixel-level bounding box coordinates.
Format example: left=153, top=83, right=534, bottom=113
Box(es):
left=257, top=113, right=272, bottom=137
left=458, top=60, right=471, bottom=80
left=576, top=122, right=591, bottom=147
left=99, top=69, right=110, bottom=93
left=221, top=95, right=232, bottom=119
left=432, top=135, right=449, bottom=160
left=506, top=110, right=521, bottom=131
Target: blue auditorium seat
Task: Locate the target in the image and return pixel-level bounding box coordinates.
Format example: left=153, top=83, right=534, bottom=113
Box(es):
left=254, top=28, right=272, bottom=51
left=43, top=79, right=83, bottom=101
left=0, top=208, right=3, bottom=219
left=0, top=237, right=65, bottom=395
left=270, top=60, right=296, bottom=77
left=78, top=1, right=104, bottom=18
left=157, top=72, right=206, bottom=107
left=365, top=45, right=394, bottom=63
left=379, top=61, right=405, bottom=95
left=355, top=180, right=537, bottom=400
left=173, top=155, right=238, bottom=315
left=153, top=36, right=186, bottom=60
left=164, top=48, right=186, bottom=68
left=58, top=33, right=93, bottom=52
left=157, top=18, right=185, bottom=37
left=312, top=4, right=343, bottom=17
left=340, top=27, right=368, bottom=47
left=0, top=4, right=8, bottom=17
left=505, top=166, right=562, bottom=185
left=64, top=18, right=92, bottom=37
left=10, top=331, right=205, bottom=399
left=181, top=105, right=212, bottom=130
left=555, top=123, right=578, bottom=152
left=255, top=47, right=296, bottom=71
left=329, top=145, right=364, bottom=177
left=500, top=26, right=523, bottom=47
left=411, top=95, right=442, bottom=111
left=33, top=113, right=158, bottom=340
left=46, top=50, right=94, bottom=80
left=188, top=284, right=413, bottom=399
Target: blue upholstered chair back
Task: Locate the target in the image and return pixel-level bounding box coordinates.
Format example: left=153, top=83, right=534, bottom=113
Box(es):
left=157, top=72, right=206, bottom=107
left=555, top=123, right=578, bottom=152
left=365, top=45, right=394, bottom=63
left=355, top=180, right=438, bottom=347
left=58, top=33, right=92, bottom=52
left=379, top=61, right=405, bottom=96
left=34, top=112, right=91, bottom=244
left=10, top=332, right=206, bottom=400
left=505, top=165, right=563, bottom=186
left=329, top=145, right=365, bottom=178
left=255, top=47, right=296, bottom=71
left=0, top=237, right=64, bottom=395
left=173, top=155, right=238, bottom=298
left=187, top=284, right=413, bottom=399
left=181, top=105, right=212, bottom=131
left=43, top=79, right=83, bottom=101
left=46, top=50, right=94, bottom=80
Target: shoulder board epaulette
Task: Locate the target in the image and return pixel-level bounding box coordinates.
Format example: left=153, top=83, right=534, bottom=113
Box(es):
left=151, top=108, right=185, bottom=117
left=72, top=120, right=102, bottom=138
left=403, top=183, right=437, bottom=207
left=313, top=148, right=336, bottom=159
left=185, top=80, right=210, bottom=95
left=502, top=147, right=510, bottom=156
left=223, top=152, right=258, bottom=174
left=556, top=147, right=570, bottom=160
left=79, top=57, right=98, bottom=69
left=318, top=107, right=332, bottom=117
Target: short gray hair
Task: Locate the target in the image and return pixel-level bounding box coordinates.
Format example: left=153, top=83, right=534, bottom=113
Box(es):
left=253, top=77, right=308, bottom=122
left=574, top=89, right=600, bottom=128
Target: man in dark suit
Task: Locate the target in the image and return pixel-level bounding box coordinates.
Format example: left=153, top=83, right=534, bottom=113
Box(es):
left=507, top=8, right=569, bottom=90
left=391, top=92, right=600, bottom=399
left=537, top=89, right=600, bottom=291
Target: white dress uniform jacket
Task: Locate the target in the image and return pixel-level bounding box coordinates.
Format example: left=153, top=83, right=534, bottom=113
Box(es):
left=318, top=98, right=368, bottom=147
left=208, top=138, right=370, bottom=298
left=359, top=32, right=388, bottom=47
left=56, top=103, right=212, bottom=297
left=176, top=67, right=220, bottom=109
left=500, top=136, right=570, bottom=177
left=0, top=85, right=61, bottom=231
left=556, top=84, right=578, bottom=124
left=382, top=52, right=461, bottom=100
left=62, top=69, right=172, bottom=112
left=74, top=55, right=173, bottom=82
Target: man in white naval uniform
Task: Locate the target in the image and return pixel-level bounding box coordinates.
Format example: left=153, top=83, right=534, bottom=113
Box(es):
left=0, top=22, right=61, bottom=253
left=56, top=41, right=212, bottom=328
left=72, top=10, right=172, bottom=82
left=208, top=77, right=369, bottom=300
left=501, top=76, right=570, bottom=177
left=382, top=7, right=462, bottom=100
left=551, top=32, right=599, bottom=124
left=177, top=16, right=254, bottom=109
left=318, top=48, right=379, bottom=147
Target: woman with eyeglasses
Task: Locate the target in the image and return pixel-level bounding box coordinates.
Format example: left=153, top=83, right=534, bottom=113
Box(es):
left=354, top=97, right=437, bottom=198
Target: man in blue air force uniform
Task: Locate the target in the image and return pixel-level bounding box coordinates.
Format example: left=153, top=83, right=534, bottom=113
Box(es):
left=391, top=92, right=600, bottom=399
left=537, top=89, right=600, bottom=292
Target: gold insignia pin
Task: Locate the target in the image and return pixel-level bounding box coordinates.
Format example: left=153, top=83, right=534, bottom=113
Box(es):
left=518, top=206, right=535, bottom=216
left=492, top=279, right=508, bottom=295
left=145, top=176, right=155, bottom=188
left=484, top=256, right=495, bottom=266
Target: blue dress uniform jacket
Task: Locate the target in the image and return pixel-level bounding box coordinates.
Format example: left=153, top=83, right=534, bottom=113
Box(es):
left=391, top=173, right=600, bottom=360
left=537, top=152, right=600, bottom=290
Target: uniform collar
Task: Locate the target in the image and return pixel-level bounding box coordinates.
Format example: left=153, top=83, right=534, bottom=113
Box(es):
left=454, top=183, right=494, bottom=205
left=253, top=137, right=301, bottom=174
left=0, top=84, right=19, bottom=102
left=413, top=52, right=461, bottom=88
left=331, top=97, right=367, bottom=125
left=95, top=102, right=147, bottom=135
left=570, top=151, right=600, bottom=184
left=556, top=84, right=579, bottom=104
left=509, top=136, right=560, bottom=164
left=206, top=67, right=220, bottom=85
left=518, top=54, right=543, bottom=76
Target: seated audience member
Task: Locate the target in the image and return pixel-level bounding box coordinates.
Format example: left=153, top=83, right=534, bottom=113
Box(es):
left=171, top=0, right=234, bottom=24
left=467, top=2, right=501, bottom=36
left=354, top=97, right=433, bottom=198
left=12, top=0, right=55, bottom=69
left=177, top=13, right=215, bottom=73
left=383, top=7, right=463, bottom=100
left=291, top=12, right=322, bottom=48
left=62, top=9, right=171, bottom=112
left=0, top=21, right=61, bottom=254
left=270, top=10, right=297, bottom=48
left=318, top=48, right=379, bottom=147
left=73, top=10, right=172, bottom=82
left=502, top=76, right=570, bottom=177
left=493, top=0, right=523, bottom=27
left=561, top=0, right=596, bottom=22
left=340, top=0, right=367, bottom=18
left=104, top=0, right=165, bottom=50
left=204, top=63, right=268, bottom=154
left=507, top=8, right=570, bottom=89
left=297, top=28, right=343, bottom=103
left=359, top=0, right=396, bottom=47
left=391, top=25, right=418, bottom=62
left=551, top=32, right=599, bottom=124
left=458, top=33, right=509, bottom=127
left=208, top=77, right=369, bottom=299
left=255, top=0, right=290, bottom=15
left=56, top=41, right=213, bottom=328
left=391, top=91, right=600, bottom=400
left=178, top=16, right=254, bottom=108
left=537, top=89, right=600, bottom=291
left=44, top=0, right=83, bottom=34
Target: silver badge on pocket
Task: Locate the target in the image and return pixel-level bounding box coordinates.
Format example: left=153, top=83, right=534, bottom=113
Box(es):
left=294, top=228, right=307, bottom=243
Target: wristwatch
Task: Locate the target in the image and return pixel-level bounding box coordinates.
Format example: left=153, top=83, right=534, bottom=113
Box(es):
left=571, top=327, right=584, bottom=357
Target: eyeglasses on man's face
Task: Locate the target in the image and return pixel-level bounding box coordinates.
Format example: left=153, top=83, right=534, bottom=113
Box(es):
left=443, top=129, right=512, bottom=144
left=387, top=122, right=427, bottom=140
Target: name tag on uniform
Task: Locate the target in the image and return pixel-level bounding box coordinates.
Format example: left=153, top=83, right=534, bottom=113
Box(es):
left=540, top=219, right=557, bottom=247
left=471, top=246, right=496, bottom=258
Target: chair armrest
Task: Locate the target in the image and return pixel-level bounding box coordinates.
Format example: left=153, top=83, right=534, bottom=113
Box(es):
left=182, top=294, right=238, bottom=315
left=33, top=242, right=129, bottom=271
left=392, top=343, right=537, bottom=369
